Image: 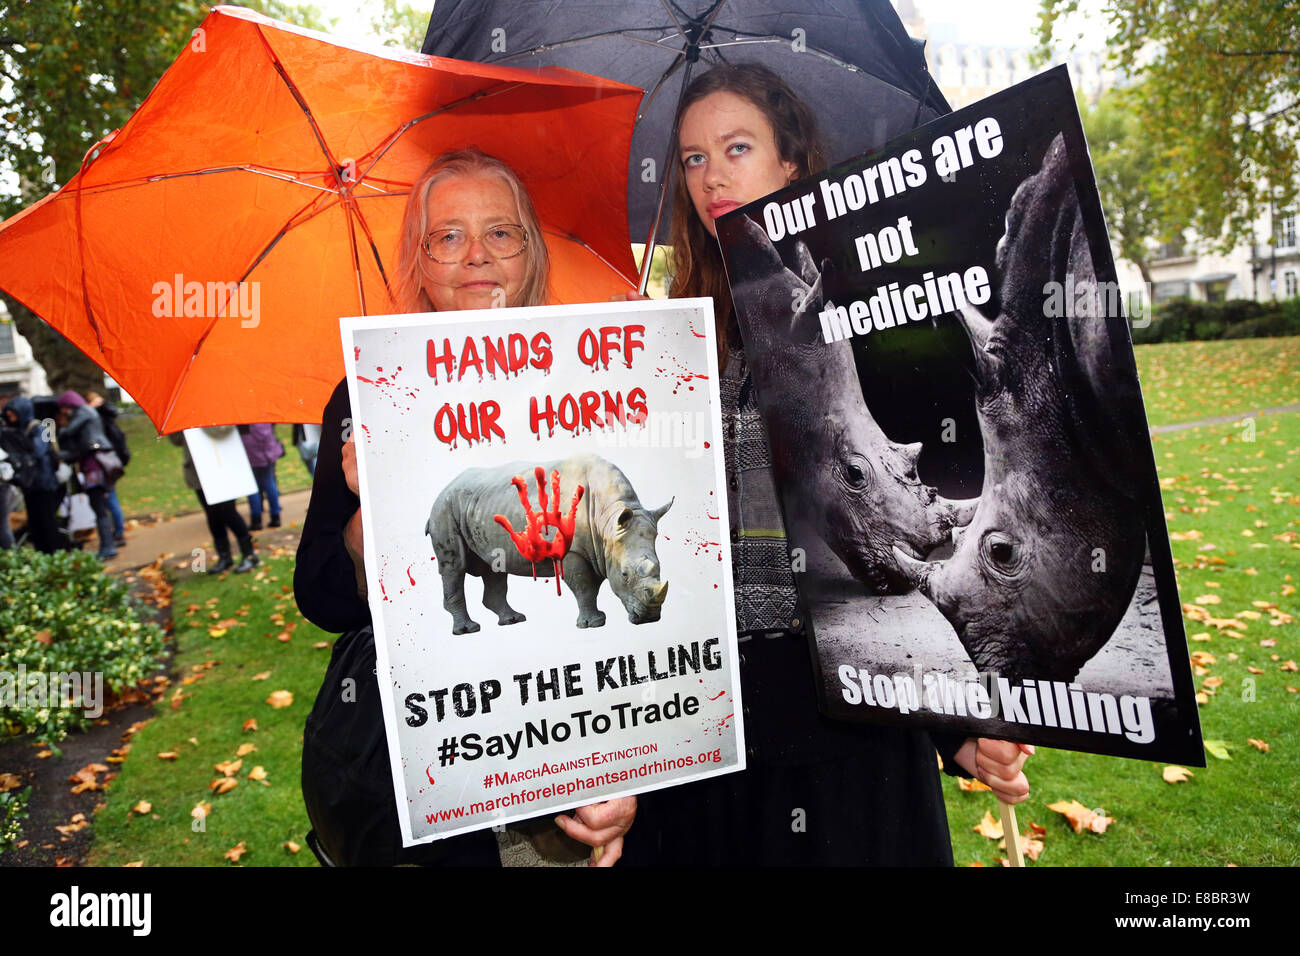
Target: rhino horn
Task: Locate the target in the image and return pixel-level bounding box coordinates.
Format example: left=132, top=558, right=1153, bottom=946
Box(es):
left=957, top=304, right=1002, bottom=386
left=649, top=497, right=674, bottom=524
left=649, top=580, right=669, bottom=607
left=937, top=495, right=979, bottom=526
left=892, top=545, right=941, bottom=602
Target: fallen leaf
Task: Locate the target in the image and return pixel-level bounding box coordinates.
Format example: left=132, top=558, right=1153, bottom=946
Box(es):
left=1260, top=638, right=1277, bottom=647
left=1194, top=594, right=1221, bottom=605
left=208, top=627, right=227, bottom=638
left=132, top=800, right=153, bottom=815
left=191, top=802, right=210, bottom=820
left=958, top=777, right=992, bottom=793
left=213, top=759, right=243, bottom=777
left=972, top=810, right=1003, bottom=840
left=1047, top=800, right=1114, bottom=834
left=242, top=718, right=258, bottom=732
left=1248, top=738, right=1270, bottom=753
left=1204, top=739, right=1232, bottom=760
left=1196, top=692, right=1210, bottom=705
left=34, top=630, right=53, bottom=644
left=124, top=861, right=143, bottom=867
left=1282, top=660, right=1298, bottom=672
left=224, top=841, right=247, bottom=862
left=0, top=773, right=22, bottom=793
left=236, top=743, right=256, bottom=757
left=248, top=765, right=268, bottom=781
left=999, top=831, right=1045, bottom=861
left=313, top=642, right=330, bottom=649
left=284, top=841, right=301, bottom=854
left=265, top=690, right=294, bottom=709
left=1162, top=766, right=1194, bottom=783
left=156, top=752, right=179, bottom=761
left=251, top=671, right=272, bottom=682
left=1202, top=675, right=1224, bottom=689
left=1190, top=651, right=1218, bottom=666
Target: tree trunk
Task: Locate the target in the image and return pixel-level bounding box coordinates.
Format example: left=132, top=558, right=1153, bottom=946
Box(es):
left=1, top=291, right=108, bottom=397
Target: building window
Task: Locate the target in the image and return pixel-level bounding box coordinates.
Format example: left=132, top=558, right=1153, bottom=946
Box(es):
left=1154, top=280, right=1190, bottom=301
left=0, top=321, right=14, bottom=357
left=1278, top=211, right=1297, bottom=249
left=1154, top=238, right=1186, bottom=260
left=1286, top=270, right=1298, bottom=298
left=1204, top=279, right=1229, bottom=304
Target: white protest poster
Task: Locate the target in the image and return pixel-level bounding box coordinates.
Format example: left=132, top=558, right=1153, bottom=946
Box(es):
left=342, top=298, right=743, bottom=844
left=183, top=427, right=258, bottom=504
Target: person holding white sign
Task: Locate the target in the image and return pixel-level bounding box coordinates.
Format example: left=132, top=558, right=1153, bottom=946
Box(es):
left=621, top=64, right=1032, bottom=866
left=296, top=150, right=636, bottom=867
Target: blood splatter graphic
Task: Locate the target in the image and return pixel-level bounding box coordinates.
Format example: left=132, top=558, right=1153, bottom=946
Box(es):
left=493, top=467, right=584, bottom=595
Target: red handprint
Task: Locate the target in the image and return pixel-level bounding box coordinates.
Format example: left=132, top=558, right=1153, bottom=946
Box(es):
left=494, top=467, right=585, bottom=595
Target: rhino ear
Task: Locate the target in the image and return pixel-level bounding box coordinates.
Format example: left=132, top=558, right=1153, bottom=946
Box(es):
left=617, top=507, right=634, bottom=530
left=648, top=497, right=674, bottom=524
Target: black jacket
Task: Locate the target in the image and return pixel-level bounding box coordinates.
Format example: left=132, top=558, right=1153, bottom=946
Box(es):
left=294, top=379, right=369, bottom=633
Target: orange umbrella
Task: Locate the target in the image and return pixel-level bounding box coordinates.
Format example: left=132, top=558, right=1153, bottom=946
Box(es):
left=0, top=6, right=641, bottom=431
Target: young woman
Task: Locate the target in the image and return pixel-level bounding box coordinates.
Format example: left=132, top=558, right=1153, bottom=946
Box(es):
left=622, top=64, right=1031, bottom=866
left=294, top=149, right=634, bottom=867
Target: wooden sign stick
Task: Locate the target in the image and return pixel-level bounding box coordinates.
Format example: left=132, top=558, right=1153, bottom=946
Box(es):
left=1000, top=798, right=1024, bottom=867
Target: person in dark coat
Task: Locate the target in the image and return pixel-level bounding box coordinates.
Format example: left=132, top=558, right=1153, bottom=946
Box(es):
left=294, top=150, right=634, bottom=868
left=55, top=389, right=118, bottom=560
left=619, top=64, right=1031, bottom=866
left=87, top=391, right=128, bottom=547
left=239, top=423, right=284, bottom=530
left=2, top=395, right=67, bottom=553
left=169, top=427, right=259, bottom=574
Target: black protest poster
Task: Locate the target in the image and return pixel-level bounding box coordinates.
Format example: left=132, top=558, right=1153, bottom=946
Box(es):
left=715, top=65, right=1203, bottom=764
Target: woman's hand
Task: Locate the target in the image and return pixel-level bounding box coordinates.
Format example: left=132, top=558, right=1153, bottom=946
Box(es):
left=555, top=796, right=636, bottom=867
left=342, top=436, right=359, bottom=495
left=341, top=437, right=366, bottom=598
left=611, top=290, right=651, bottom=302
left=954, top=738, right=1033, bottom=804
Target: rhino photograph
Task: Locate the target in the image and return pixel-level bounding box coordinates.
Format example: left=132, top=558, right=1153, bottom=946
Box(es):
left=717, top=67, right=1202, bottom=763
left=427, top=454, right=672, bottom=635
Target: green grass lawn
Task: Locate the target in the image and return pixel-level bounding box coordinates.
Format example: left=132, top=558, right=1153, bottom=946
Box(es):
left=945, top=409, right=1299, bottom=866
left=115, top=416, right=315, bottom=521
left=85, top=338, right=1300, bottom=866
left=1133, top=336, right=1300, bottom=428
left=86, top=550, right=333, bottom=866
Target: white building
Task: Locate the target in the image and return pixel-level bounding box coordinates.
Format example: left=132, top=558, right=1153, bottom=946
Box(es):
left=0, top=302, right=51, bottom=399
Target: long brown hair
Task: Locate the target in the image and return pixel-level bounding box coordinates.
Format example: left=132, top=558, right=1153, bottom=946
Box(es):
left=394, top=149, right=550, bottom=313
left=668, top=64, right=826, bottom=368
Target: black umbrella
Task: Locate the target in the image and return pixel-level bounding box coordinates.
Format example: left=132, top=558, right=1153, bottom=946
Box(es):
left=421, top=0, right=950, bottom=284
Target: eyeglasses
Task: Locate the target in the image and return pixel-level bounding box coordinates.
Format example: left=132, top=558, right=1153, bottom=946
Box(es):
left=421, top=224, right=528, bottom=263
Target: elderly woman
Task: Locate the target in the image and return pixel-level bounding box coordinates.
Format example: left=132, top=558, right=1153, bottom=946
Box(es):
left=295, top=150, right=634, bottom=868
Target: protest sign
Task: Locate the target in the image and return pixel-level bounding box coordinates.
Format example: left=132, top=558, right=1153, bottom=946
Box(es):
left=184, top=427, right=257, bottom=505
left=341, top=298, right=743, bottom=844
left=715, top=65, right=1203, bottom=764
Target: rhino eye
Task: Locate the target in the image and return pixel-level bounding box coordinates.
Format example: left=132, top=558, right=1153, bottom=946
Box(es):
left=980, top=531, right=1024, bottom=574
left=841, top=458, right=869, bottom=489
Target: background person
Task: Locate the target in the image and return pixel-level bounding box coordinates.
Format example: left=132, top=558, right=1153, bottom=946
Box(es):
left=55, top=390, right=120, bottom=561
left=168, top=427, right=259, bottom=574
left=239, top=422, right=285, bottom=530
left=1, top=396, right=67, bottom=553
left=86, top=390, right=129, bottom=548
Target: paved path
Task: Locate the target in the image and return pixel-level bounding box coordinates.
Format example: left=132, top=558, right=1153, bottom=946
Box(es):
left=1149, top=402, right=1300, bottom=434
left=104, top=488, right=312, bottom=574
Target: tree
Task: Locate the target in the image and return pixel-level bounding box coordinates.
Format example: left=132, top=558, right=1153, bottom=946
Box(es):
left=1081, top=88, right=1186, bottom=288
left=369, top=0, right=427, bottom=51
left=1038, top=0, right=1299, bottom=253
left=0, top=0, right=329, bottom=396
